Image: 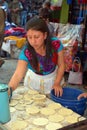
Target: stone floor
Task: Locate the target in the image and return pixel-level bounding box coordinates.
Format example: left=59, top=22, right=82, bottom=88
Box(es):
left=0, top=59, right=17, bottom=84
left=0, top=58, right=87, bottom=117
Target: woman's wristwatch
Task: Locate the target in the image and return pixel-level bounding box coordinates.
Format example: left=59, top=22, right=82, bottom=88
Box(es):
left=8, top=87, right=13, bottom=102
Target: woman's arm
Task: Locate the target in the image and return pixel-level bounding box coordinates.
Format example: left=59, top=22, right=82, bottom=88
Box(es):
left=77, top=92, right=87, bottom=100
left=8, top=60, right=28, bottom=91
left=52, top=49, right=65, bottom=96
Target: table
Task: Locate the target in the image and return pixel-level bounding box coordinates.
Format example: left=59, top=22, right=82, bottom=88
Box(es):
left=3, top=86, right=86, bottom=130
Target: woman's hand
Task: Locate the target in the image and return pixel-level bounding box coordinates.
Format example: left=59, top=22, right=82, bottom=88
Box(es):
left=77, top=93, right=87, bottom=100
left=52, top=84, right=63, bottom=97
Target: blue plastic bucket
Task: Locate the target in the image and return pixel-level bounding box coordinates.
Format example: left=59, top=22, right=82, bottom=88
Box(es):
left=50, top=87, right=87, bottom=115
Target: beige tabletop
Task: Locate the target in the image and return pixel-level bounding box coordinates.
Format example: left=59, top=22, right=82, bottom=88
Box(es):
left=3, top=86, right=86, bottom=130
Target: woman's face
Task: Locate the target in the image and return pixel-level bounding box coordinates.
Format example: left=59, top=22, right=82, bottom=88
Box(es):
left=27, top=29, right=47, bottom=51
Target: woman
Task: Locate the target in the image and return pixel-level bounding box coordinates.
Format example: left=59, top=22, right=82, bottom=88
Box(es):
left=8, top=16, right=65, bottom=96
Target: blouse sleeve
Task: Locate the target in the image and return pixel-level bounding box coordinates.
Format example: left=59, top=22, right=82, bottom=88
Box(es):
left=18, top=45, right=28, bottom=62
left=58, top=42, right=64, bottom=52
left=51, top=37, right=64, bottom=52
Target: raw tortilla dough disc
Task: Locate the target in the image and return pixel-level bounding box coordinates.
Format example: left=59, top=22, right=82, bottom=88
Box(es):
left=32, top=94, right=46, bottom=101
left=48, top=102, right=62, bottom=109
left=10, top=107, right=16, bottom=113
left=72, top=113, right=80, bottom=118
left=33, top=101, right=46, bottom=107
left=19, top=99, right=24, bottom=104
left=33, top=117, right=48, bottom=126
left=58, top=107, right=73, bottom=116
left=15, top=104, right=25, bottom=111
left=17, top=113, right=29, bottom=120
left=24, top=94, right=33, bottom=101
left=65, top=116, right=78, bottom=123
left=26, top=106, right=40, bottom=114
left=10, top=120, right=28, bottom=130
left=9, top=99, right=18, bottom=107
left=28, top=89, right=39, bottom=95
left=79, top=117, right=86, bottom=122
left=24, top=99, right=34, bottom=105
left=46, top=122, right=62, bottom=130
left=30, top=128, right=43, bottom=130
left=19, top=98, right=33, bottom=105
left=40, top=108, right=55, bottom=115
left=48, top=114, right=64, bottom=122
left=12, top=94, right=23, bottom=100
left=15, top=86, right=26, bottom=94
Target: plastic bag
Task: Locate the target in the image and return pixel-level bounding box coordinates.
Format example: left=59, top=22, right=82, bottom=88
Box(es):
left=68, top=57, right=83, bottom=85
